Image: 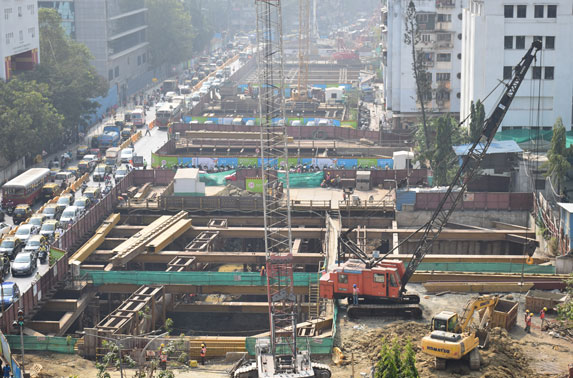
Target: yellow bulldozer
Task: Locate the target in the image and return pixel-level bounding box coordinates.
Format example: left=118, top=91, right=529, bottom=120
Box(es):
left=420, top=295, right=499, bottom=370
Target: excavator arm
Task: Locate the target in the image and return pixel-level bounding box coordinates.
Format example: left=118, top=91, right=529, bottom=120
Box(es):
left=457, top=295, right=499, bottom=333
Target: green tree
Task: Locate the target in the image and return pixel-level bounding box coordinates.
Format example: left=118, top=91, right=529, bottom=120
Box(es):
left=25, top=9, right=108, bottom=143
left=390, top=337, right=402, bottom=373
left=557, top=274, right=573, bottom=321
left=148, top=0, right=195, bottom=67
left=0, top=78, right=64, bottom=161
left=544, top=117, right=570, bottom=194
left=401, top=340, right=419, bottom=378
left=404, top=0, right=431, bottom=150
left=469, top=100, right=485, bottom=142
left=374, top=338, right=389, bottom=377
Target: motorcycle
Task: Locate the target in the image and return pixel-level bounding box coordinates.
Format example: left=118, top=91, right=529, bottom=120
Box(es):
left=38, top=246, right=48, bottom=264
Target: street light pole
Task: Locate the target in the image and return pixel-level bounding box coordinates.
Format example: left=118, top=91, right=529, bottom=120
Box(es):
left=17, top=308, right=25, bottom=375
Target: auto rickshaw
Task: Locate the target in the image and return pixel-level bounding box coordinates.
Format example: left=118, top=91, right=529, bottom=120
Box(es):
left=66, top=166, right=80, bottom=178
left=78, top=160, right=90, bottom=174
left=121, top=127, right=133, bottom=141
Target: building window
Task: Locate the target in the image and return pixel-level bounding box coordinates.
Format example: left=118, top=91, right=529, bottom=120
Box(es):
left=515, top=36, right=525, bottom=49
left=28, top=27, right=35, bottom=38
left=547, top=5, right=556, bottom=17
left=19, top=30, right=23, bottom=42
left=504, top=5, right=514, bottom=18
left=534, top=5, right=544, bottom=18
left=503, top=66, right=513, bottom=80
left=436, top=91, right=450, bottom=101
left=437, top=53, right=451, bottom=62
left=5, top=33, right=10, bottom=45
left=437, top=33, right=452, bottom=41
left=114, top=66, right=119, bottom=78
left=517, top=5, right=527, bottom=17
left=137, top=55, right=142, bottom=66
left=27, top=4, right=34, bottom=15
left=532, top=66, right=542, bottom=79
left=108, top=69, right=113, bottom=81
left=422, top=34, right=431, bottom=42
left=437, top=14, right=451, bottom=22
left=533, top=35, right=543, bottom=43
left=142, top=53, right=146, bottom=63
left=545, top=66, right=554, bottom=80
left=4, top=8, right=11, bottom=20
left=545, top=36, right=555, bottom=49
left=504, top=36, right=513, bottom=49
left=426, top=72, right=432, bottom=82
left=436, top=73, right=450, bottom=81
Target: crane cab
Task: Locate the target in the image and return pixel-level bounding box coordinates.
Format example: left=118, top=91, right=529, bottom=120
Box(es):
left=319, top=259, right=404, bottom=302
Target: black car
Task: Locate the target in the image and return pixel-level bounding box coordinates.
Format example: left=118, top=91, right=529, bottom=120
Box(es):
left=0, top=237, right=23, bottom=260
left=11, top=252, right=37, bottom=277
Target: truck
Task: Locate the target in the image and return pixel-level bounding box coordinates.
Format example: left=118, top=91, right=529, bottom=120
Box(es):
left=105, top=147, right=120, bottom=166
left=95, top=123, right=121, bottom=149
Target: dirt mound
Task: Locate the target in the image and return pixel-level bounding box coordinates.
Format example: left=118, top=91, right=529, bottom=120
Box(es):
left=338, top=322, right=537, bottom=378
left=479, top=327, right=534, bottom=377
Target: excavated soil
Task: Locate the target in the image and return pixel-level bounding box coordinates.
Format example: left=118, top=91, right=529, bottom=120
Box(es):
left=332, top=321, right=538, bottom=378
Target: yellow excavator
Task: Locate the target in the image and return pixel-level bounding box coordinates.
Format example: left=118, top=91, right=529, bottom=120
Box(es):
left=420, top=295, right=499, bottom=370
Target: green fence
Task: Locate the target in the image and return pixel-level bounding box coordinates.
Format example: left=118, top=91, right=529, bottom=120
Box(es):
left=245, top=336, right=334, bottom=356
left=278, top=171, right=324, bottom=188
left=83, top=271, right=320, bottom=286
left=414, top=262, right=555, bottom=274
left=5, top=335, right=77, bottom=354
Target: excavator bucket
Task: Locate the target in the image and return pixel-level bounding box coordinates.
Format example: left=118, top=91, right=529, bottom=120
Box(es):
left=476, top=329, right=490, bottom=348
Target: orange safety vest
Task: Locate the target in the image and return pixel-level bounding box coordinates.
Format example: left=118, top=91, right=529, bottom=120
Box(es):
left=160, top=353, right=167, bottom=362
left=200, top=347, right=206, bottom=357
left=540, top=310, right=545, bottom=319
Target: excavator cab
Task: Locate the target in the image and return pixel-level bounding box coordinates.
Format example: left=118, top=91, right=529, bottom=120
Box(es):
left=431, top=311, right=459, bottom=332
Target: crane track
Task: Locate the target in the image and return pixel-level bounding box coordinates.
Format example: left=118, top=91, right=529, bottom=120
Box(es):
left=347, top=303, right=423, bottom=319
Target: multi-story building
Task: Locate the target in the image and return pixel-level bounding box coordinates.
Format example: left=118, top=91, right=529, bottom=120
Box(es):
left=0, top=0, right=39, bottom=80
left=39, top=0, right=150, bottom=103
left=461, top=0, right=573, bottom=130
left=382, top=0, right=462, bottom=129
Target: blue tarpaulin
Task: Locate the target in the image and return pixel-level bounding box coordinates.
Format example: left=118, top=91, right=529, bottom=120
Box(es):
left=452, top=140, right=522, bottom=156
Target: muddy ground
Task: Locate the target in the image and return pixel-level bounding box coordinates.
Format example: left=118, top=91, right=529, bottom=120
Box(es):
left=20, top=285, right=573, bottom=378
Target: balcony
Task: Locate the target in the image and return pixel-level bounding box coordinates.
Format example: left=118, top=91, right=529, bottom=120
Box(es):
left=436, top=0, right=455, bottom=8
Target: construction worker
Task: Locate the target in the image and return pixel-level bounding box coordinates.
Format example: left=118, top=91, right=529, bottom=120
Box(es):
left=540, top=307, right=547, bottom=329
left=525, top=312, right=532, bottom=334
left=352, top=284, right=359, bottom=305
left=200, top=343, right=207, bottom=365
left=260, top=265, right=266, bottom=282
left=159, top=343, right=167, bottom=370
left=524, top=309, right=529, bottom=325
left=145, top=123, right=152, bottom=136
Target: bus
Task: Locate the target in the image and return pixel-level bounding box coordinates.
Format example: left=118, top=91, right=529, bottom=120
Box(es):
left=155, top=101, right=182, bottom=129
left=2, top=168, right=51, bottom=206
left=131, top=107, right=146, bottom=128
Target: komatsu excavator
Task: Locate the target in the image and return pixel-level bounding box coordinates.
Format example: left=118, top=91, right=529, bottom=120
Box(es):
left=421, top=295, right=499, bottom=370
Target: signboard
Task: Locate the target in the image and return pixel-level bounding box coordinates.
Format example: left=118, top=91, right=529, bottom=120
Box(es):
left=132, top=155, right=144, bottom=167
left=245, top=178, right=263, bottom=193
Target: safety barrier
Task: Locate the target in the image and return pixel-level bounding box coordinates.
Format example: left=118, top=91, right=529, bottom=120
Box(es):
left=0, top=331, right=24, bottom=378
left=5, top=334, right=77, bottom=354
left=82, top=271, right=320, bottom=287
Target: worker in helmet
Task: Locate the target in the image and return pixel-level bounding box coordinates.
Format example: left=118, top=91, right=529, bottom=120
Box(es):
left=525, top=311, right=532, bottom=334
left=200, top=343, right=207, bottom=365
left=352, top=284, right=359, bottom=306
left=159, top=343, right=167, bottom=370
left=540, top=307, right=547, bottom=329
left=524, top=309, right=529, bottom=324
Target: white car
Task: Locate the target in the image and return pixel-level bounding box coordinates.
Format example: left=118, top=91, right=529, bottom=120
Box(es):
left=120, top=148, right=134, bottom=164
left=0, top=222, right=11, bottom=237
left=82, top=154, right=99, bottom=169
left=15, top=224, right=34, bottom=243
left=60, top=206, right=80, bottom=225
left=115, top=165, right=130, bottom=180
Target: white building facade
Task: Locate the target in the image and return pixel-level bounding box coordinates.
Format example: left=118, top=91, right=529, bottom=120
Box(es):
left=383, top=0, right=463, bottom=129
left=0, top=0, right=39, bottom=80
left=461, top=0, right=573, bottom=130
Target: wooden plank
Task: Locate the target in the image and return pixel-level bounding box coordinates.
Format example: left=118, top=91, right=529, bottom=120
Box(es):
left=146, top=219, right=192, bottom=253
left=69, top=213, right=120, bottom=264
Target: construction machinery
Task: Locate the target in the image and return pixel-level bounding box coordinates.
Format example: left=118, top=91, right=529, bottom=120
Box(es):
left=420, top=295, right=499, bottom=370
left=233, top=1, right=330, bottom=377
left=319, top=40, right=542, bottom=318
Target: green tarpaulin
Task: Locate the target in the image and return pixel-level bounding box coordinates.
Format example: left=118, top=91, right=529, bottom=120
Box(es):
left=278, top=171, right=324, bottom=188
left=199, top=170, right=235, bottom=186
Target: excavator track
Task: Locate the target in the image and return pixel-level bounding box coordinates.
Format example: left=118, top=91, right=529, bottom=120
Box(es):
left=347, top=303, right=422, bottom=319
